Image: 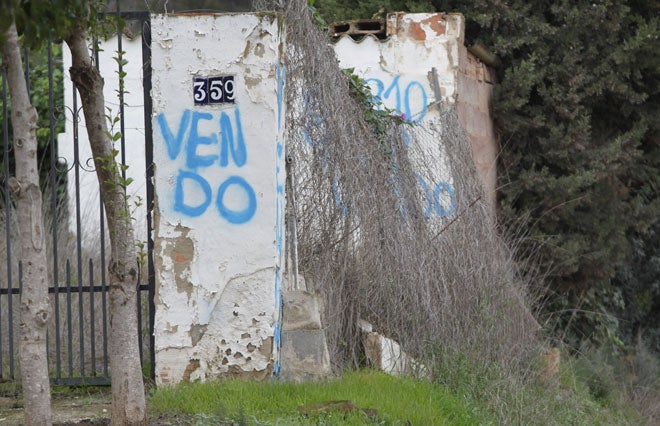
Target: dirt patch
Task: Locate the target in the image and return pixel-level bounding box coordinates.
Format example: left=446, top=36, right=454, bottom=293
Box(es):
left=53, top=414, right=204, bottom=425
left=54, top=420, right=109, bottom=426
left=0, top=391, right=111, bottom=426
left=0, top=394, right=221, bottom=425
left=0, top=387, right=235, bottom=425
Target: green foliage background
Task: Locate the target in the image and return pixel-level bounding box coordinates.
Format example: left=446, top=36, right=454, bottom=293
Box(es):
left=314, top=0, right=660, bottom=351
left=1, top=44, right=65, bottom=200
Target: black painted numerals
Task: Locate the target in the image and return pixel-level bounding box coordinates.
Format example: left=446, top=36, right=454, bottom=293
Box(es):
left=193, top=76, right=235, bottom=105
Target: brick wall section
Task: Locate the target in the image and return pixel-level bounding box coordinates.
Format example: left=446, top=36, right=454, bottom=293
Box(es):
left=457, top=49, right=498, bottom=215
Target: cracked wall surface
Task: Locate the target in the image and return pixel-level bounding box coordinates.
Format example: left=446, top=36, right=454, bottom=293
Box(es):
left=151, top=13, right=285, bottom=385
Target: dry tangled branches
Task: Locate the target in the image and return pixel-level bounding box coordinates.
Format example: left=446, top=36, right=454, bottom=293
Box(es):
left=260, top=0, right=540, bottom=372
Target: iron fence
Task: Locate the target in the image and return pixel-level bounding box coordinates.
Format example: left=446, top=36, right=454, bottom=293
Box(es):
left=0, top=10, right=154, bottom=386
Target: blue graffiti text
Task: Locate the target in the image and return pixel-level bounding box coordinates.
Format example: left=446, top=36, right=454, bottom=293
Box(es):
left=158, top=108, right=257, bottom=224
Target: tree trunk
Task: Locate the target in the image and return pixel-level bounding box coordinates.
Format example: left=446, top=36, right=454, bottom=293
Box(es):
left=64, top=26, right=147, bottom=425
left=2, top=23, right=53, bottom=426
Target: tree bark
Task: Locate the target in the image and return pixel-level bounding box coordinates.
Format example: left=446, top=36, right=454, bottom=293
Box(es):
left=2, top=23, right=53, bottom=426
left=64, top=26, right=147, bottom=425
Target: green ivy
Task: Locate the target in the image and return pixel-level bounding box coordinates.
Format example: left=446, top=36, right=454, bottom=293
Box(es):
left=342, top=67, right=410, bottom=149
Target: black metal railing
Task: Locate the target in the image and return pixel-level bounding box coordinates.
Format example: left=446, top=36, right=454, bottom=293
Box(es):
left=0, top=10, right=154, bottom=386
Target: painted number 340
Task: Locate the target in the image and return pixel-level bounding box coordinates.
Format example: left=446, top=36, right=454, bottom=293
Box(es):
left=193, top=76, right=235, bottom=105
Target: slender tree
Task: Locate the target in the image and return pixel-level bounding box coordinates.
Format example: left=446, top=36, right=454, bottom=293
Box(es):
left=1, top=21, right=53, bottom=426
left=64, top=20, right=147, bottom=425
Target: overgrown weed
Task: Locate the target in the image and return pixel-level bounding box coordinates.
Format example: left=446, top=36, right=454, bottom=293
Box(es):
left=430, top=348, right=644, bottom=425
left=573, top=339, right=660, bottom=424
left=265, top=0, right=540, bottom=380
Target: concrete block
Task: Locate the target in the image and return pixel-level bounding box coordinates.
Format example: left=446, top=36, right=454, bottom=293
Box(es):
left=279, top=329, right=332, bottom=382
left=364, top=332, right=406, bottom=375
left=364, top=332, right=430, bottom=378
left=282, top=291, right=323, bottom=331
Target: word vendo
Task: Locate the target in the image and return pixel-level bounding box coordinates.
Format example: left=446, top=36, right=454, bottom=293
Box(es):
left=157, top=108, right=257, bottom=224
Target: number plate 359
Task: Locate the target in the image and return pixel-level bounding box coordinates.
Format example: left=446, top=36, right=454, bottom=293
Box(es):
left=193, top=76, right=236, bottom=105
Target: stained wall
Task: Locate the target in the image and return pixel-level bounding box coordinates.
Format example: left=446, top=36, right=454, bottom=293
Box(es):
left=56, top=11, right=496, bottom=385
left=150, top=13, right=286, bottom=384
left=332, top=12, right=497, bottom=214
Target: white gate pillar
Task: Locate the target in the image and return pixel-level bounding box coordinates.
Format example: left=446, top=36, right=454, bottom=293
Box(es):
left=151, top=12, right=286, bottom=384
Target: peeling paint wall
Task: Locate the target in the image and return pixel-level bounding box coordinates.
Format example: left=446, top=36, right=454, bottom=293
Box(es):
left=151, top=13, right=285, bottom=384
left=332, top=13, right=497, bottom=214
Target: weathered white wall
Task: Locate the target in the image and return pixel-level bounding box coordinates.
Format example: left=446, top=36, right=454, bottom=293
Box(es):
left=332, top=12, right=497, bottom=215
left=151, top=13, right=285, bottom=384
left=58, top=35, right=148, bottom=243
left=57, top=11, right=495, bottom=384
left=334, top=13, right=462, bottom=115
left=58, top=12, right=495, bottom=240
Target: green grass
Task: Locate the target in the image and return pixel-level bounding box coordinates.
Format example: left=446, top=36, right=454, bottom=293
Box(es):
left=148, top=370, right=483, bottom=425
left=149, top=355, right=648, bottom=426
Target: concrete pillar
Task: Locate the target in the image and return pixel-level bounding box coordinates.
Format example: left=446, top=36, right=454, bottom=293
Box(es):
left=150, top=12, right=286, bottom=384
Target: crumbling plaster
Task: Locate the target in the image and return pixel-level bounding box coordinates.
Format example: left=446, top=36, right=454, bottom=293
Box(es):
left=151, top=13, right=286, bottom=385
